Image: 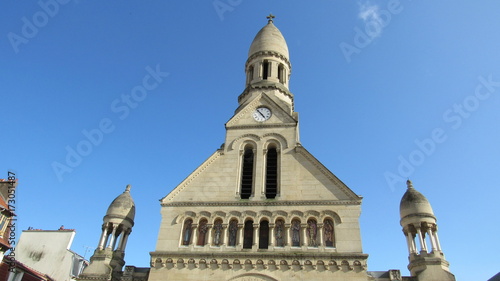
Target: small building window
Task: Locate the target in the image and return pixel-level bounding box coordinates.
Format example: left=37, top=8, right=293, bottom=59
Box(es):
left=259, top=220, right=269, bottom=249
left=248, top=65, right=254, bottom=84
left=243, top=220, right=254, bottom=249
left=265, top=147, right=278, bottom=199
left=240, top=147, right=254, bottom=199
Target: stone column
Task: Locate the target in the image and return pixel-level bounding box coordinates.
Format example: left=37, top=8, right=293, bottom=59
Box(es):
left=107, top=225, right=117, bottom=249
left=270, top=223, right=275, bottom=247
left=415, top=226, right=427, bottom=253
left=118, top=229, right=131, bottom=251
left=317, top=223, right=324, bottom=247
left=206, top=224, right=213, bottom=246
left=253, top=223, right=259, bottom=247
left=301, top=223, right=307, bottom=247
left=405, top=231, right=415, bottom=254
left=238, top=224, right=244, bottom=246
left=191, top=224, right=198, bottom=246
left=285, top=223, right=291, bottom=246
left=98, top=225, right=108, bottom=250
left=222, top=224, right=229, bottom=246
left=426, top=227, right=437, bottom=252
left=434, top=230, right=442, bottom=252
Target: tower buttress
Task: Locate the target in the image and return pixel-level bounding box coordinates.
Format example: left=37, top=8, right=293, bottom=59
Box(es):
left=78, top=185, right=135, bottom=281
left=399, top=180, right=455, bottom=281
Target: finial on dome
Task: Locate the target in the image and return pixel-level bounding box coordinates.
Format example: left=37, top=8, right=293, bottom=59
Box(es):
left=125, top=184, right=131, bottom=192
left=267, top=13, right=275, bottom=23
left=406, top=179, right=413, bottom=189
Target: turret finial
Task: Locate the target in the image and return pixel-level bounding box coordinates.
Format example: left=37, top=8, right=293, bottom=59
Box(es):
left=406, top=179, right=413, bottom=189
left=125, top=184, right=131, bottom=192
left=267, top=13, right=275, bottom=23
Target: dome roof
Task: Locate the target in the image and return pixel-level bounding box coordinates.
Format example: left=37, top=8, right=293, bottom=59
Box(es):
left=399, top=180, right=434, bottom=220
left=248, top=20, right=289, bottom=58
left=105, top=185, right=135, bottom=223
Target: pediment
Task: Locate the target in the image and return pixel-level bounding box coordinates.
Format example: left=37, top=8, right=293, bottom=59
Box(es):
left=226, top=92, right=296, bottom=128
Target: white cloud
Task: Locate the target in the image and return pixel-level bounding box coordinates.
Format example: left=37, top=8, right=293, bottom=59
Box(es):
left=358, top=2, right=383, bottom=38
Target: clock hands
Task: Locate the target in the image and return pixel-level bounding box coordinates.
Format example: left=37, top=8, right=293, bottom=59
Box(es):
left=257, top=109, right=266, bottom=119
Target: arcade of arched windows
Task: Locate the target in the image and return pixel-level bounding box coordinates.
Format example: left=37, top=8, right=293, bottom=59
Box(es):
left=178, top=210, right=340, bottom=250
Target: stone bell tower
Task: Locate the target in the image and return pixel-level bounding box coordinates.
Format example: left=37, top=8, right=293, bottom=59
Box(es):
left=79, top=185, right=135, bottom=281
left=399, top=180, right=455, bottom=281
left=149, top=15, right=367, bottom=281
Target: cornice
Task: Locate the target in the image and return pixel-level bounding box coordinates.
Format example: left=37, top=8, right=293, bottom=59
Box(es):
left=238, top=84, right=294, bottom=108
left=245, top=50, right=292, bottom=71
left=161, top=200, right=361, bottom=207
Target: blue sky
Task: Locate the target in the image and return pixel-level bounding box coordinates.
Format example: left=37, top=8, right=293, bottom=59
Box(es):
left=2, top=1, right=500, bottom=280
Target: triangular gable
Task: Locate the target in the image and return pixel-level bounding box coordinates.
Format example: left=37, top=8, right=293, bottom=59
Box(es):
left=226, top=92, right=297, bottom=128
left=293, top=145, right=362, bottom=202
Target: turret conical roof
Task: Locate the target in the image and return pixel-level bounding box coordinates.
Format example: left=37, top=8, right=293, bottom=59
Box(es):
left=400, top=180, right=435, bottom=220
left=105, top=185, right=135, bottom=224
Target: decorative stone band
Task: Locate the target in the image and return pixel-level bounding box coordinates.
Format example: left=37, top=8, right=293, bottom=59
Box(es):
left=161, top=200, right=361, bottom=207
left=400, top=212, right=437, bottom=223
left=149, top=251, right=368, bottom=271
left=238, top=83, right=294, bottom=105
left=245, top=50, right=292, bottom=72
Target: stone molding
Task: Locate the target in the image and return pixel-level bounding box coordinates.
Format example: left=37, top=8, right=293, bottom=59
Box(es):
left=150, top=251, right=368, bottom=272
left=162, top=200, right=360, bottom=207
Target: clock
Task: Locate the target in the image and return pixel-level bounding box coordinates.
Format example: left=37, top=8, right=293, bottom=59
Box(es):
left=252, top=107, right=272, bottom=122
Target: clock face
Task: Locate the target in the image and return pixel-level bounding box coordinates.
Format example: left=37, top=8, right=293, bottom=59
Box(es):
left=253, top=107, right=272, bottom=122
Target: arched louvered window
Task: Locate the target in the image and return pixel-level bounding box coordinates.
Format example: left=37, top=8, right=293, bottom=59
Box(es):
left=265, top=147, right=278, bottom=199
left=240, top=147, right=254, bottom=199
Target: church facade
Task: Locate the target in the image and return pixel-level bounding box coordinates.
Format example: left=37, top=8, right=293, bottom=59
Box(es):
left=79, top=16, right=455, bottom=281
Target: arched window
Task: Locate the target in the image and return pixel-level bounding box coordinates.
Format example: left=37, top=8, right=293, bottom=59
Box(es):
left=307, top=219, right=318, bottom=247
left=262, top=60, right=270, bottom=80
left=240, top=146, right=254, bottom=199
left=213, top=219, right=223, bottom=246
left=259, top=220, right=269, bottom=249
left=197, top=219, right=208, bottom=246
left=291, top=219, right=301, bottom=247
left=323, top=218, right=335, bottom=247
left=274, top=219, right=285, bottom=247
left=265, top=146, right=278, bottom=199
left=228, top=219, right=238, bottom=247
left=182, top=219, right=193, bottom=245
left=243, top=220, right=254, bottom=249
